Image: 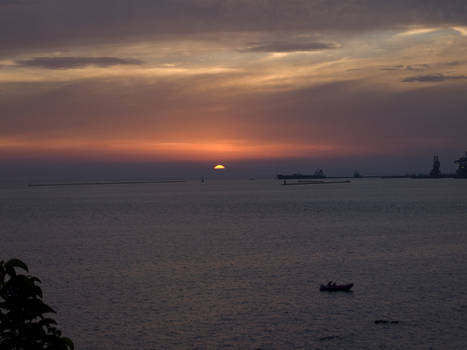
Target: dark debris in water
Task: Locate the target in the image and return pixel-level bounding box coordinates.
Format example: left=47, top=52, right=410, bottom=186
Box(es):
left=374, top=320, right=400, bottom=324
left=319, top=335, right=342, bottom=341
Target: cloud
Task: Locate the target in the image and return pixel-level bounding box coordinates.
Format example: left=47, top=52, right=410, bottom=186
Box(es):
left=443, top=60, right=466, bottom=66
left=381, top=65, right=404, bottom=71
left=1, top=1, right=467, bottom=57
left=0, top=0, right=21, bottom=5
left=381, top=64, right=432, bottom=72
left=452, top=26, right=467, bottom=36
left=244, top=41, right=338, bottom=53
left=406, top=64, right=430, bottom=71
left=16, top=56, right=143, bottom=69
left=402, top=73, right=466, bottom=82
left=1, top=1, right=466, bottom=173
left=2, top=75, right=466, bottom=155
left=396, top=27, right=440, bottom=36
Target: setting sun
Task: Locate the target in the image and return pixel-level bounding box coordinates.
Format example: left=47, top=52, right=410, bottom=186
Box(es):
left=213, top=164, right=225, bottom=170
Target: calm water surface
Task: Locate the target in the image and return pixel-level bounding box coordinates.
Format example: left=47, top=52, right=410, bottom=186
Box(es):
left=1, top=179, right=467, bottom=349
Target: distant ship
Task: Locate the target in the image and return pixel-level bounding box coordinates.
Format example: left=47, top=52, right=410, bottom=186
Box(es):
left=277, top=169, right=326, bottom=180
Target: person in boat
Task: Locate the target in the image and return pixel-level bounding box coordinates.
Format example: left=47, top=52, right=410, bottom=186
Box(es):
left=327, top=281, right=333, bottom=287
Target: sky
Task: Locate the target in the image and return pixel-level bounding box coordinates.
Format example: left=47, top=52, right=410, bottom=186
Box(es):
left=1, top=0, right=467, bottom=180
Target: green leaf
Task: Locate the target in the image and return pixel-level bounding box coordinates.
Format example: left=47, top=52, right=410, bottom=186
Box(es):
left=25, top=298, right=56, bottom=316
left=0, top=258, right=74, bottom=348
left=37, top=301, right=56, bottom=315
left=5, top=258, right=29, bottom=272
left=33, top=285, right=44, bottom=298
left=61, top=337, right=75, bottom=350
left=40, top=317, right=58, bottom=326
left=30, top=276, right=42, bottom=283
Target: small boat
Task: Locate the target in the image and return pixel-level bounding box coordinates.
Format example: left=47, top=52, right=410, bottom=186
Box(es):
left=320, top=283, right=353, bottom=292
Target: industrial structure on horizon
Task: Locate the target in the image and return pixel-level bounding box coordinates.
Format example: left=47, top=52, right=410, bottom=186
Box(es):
left=277, top=151, right=467, bottom=180
left=454, top=151, right=467, bottom=178
left=430, top=155, right=441, bottom=177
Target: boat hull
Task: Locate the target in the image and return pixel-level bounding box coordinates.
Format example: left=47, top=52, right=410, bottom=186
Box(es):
left=320, top=283, right=353, bottom=292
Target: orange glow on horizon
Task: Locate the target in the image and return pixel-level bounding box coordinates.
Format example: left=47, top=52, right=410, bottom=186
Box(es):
left=213, top=164, right=225, bottom=169
left=0, top=137, right=339, bottom=162
left=1, top=135, right=440, bottom=162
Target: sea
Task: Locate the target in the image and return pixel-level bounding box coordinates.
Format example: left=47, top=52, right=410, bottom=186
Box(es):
left=1, top=178, right=467, bottom=349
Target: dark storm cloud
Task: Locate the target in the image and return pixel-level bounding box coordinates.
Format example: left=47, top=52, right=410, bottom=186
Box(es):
left=402, top=74, right=466, bottom=82
left=1, top=0, right=466, bottom=56
left=16, top=56, right=143, bottom=69
left=244, top=41, right=337, bottom=53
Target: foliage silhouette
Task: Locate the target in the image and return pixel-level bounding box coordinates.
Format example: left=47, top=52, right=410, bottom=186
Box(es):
left=0, top=258, right=74, bottom=350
